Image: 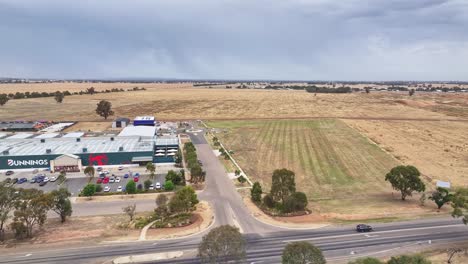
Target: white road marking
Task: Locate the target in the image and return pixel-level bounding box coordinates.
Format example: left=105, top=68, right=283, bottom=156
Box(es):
left=282, top=224, right=463, bottom=243
left=24, top=254, right=32, bottom=257
left=228, top=204, right=244, bottom=233
left=364, top=234, right=378, bottom=238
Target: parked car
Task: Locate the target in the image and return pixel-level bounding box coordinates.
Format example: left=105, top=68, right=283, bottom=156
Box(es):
left=103, top=186, right=110, bottom=192
left=118, top=166, right=124, bottom=171
left=116, top=186, right=122, bottom=192
left=49, top=176, right=57, bottom=182
left=12, top=178, right=18, bottom=184
left=99, top=172, right=105, bottom=178
left=39, top=181, right=47, bottom=187
left=133, top=177, right=139, bottom=183
left=5, top=170, right=14, bottom=176
left=18, top=178, right=28, bottom=184
left=155, top=182, right=161, bottom=189
left=124, top=173, right=129, bottom=178
left=103, top=177, right=110, bottom=184
left=115, top=177, right=121, bottom=183
left=43, top=177, right=49, bottom=183
left=103, top=170, right=110, bottom=175
left=96, top=178, right=103, bottom=184
left=109, top=177, right=115, bottom=183
left=30, top=177, right=37, bottom=183
left=134, top=172, right=140, bottom=177
left=149, top=184, right=154, bottom=190
left=356, top=224, right=373, bottom=232
left=97, top=167, right=103, bottom=171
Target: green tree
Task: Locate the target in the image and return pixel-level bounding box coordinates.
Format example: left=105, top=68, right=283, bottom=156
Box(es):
left=166, top=170, right=183, bottom=185
left=190, top=165, right=204, bottom=183
left=385, top=165, right=425, bottom=200
left=387, top=254, right=431, bottom=264
left=198, top=225, right=246, bottom=264
left=271, top=169, right=296, bottom=204
left=12, top=189, right=52, bottom=238
left=169, top=186, right=199, bottom=214
left=348, top=257, right=383, bottom=264
left=84, top=166, right=95, bottom=182
left=95, top=184, right=102, bottom=192
left=282, top=241, right=326, bottom=264
left=146, top=162, right=155, bottom=177
left=95, top=100, right=114, bottom=119
left=126, top=180, right=137, bottom=194
left=0, top=94, right=9, bottom=106
left=54, top=91, right=64, bottom=103
left=451, top=187, right=468, bottom=224
left=50, top=188, right=73, bottom=223
left=57, top=171, right=67, bottom=185
left=164, top=180, right=175, bottom=191
left=429, top=187, right=452, bottom=210
left=0, top=182, right=18, bottom=240
left=122, top=204, right=136, bottom=221
left=144, top=179, right=152, bottom=190
left=82, top=183, right=96, bottom=198
left=263, top=193, right=276, bottom=208
left=283, top=192, right=308, bottom=213
left=251, top=181, right=263, bottom=203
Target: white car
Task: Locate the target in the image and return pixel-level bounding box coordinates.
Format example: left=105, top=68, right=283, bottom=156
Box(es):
left=109, top=177, right=115, bottom=183
left=43, top=177, right=49, bottom=183
left=103, top=186, right=111, bottom=192
left=49, top=176, right=57, bottom=182
left=155, top=182, right=161, bottom=189
left=118, top=166, right=124, bottom=171
left=149, top=184, right=154, bottom=190
left=116, top=186, right=122, bottom=192
left=103, top=170, right=110, bottom=175
left=115, top=177, right=121, bottom=183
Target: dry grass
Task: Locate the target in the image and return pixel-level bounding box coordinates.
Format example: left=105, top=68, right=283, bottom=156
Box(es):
left=1, top=85, right=468, bottom=121
left=208, top=119, right=449, bottom=219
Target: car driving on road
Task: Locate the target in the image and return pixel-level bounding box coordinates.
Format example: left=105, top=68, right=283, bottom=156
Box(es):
left=356, top=224, right=373, bottom=232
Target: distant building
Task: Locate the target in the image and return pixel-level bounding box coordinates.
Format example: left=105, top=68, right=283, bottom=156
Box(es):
left=112, top=117, right=130, bottom=128
left=134, top=116, right=155, bottom=126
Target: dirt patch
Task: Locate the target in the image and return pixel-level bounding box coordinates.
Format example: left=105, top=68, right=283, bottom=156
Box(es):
left=63, top=121, right=112, bottom=132
left=75, top=192, right=174, bottom=203
left=145, top=201, right=214, bottom=239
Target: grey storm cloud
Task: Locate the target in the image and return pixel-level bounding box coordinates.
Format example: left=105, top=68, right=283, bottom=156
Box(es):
left=0, top=0, right=467, bottom=80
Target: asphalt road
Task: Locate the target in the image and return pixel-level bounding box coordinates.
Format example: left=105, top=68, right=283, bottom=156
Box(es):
left=2, top=127, right=467, bottom=263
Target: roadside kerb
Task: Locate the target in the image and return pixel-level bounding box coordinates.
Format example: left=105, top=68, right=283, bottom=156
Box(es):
left=200, top=120, right=253, bottom=186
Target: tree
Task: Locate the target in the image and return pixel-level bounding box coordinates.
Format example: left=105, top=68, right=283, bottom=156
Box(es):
left=146, top=162, right=155, bottom=177
left=169, top=186, right=199, bottom=214
left=166, top=170, right=182, bottom=185
left=387, top=255, right=431, bottom=264
left=0, top=94, right=9, bottom=106
left=95, top=100, right=114, bottom=119
left=54, top=91, right=64, bottom=103
left=364, top=87, right=370, bottom=94
left=451, top=187, right=468, bottom=224
left=155, top=194, right=169, bottom=221
left=144, top=179, right=152, bottom=190
left=164, top=180, right=175, bottom=191
left=263, top=193, right=276, bottom=208
left=0, top=183, right=18, bottom=240
left=198, top=225, right=246, bottom=264
left=84, top=166, right=95, bottom=182
left=348, top=257, right=383, bottom=264
left=86, top=87, right=96, bottom=94
left=271, top=169, right=296, bottom=204
left=122, top=204, right=136, bottom=221
left=251, top=182, right=263, bottom=203
left=12, top=189, right=52, bottom=238
left=429, top=187, right=452, bottom=210
left=82, top=183, right=96, bottom=198
left=57, top=171, right=67, bottom=185
left=282, top=242, right=326, bottom=264
left=190, top=165, right=204, bottom=183
left=385, top=165, right=425, bottom=200
left=126, top=180, right=137, bottom=194
left=283, top=192, right=308, bottom=213
left=95, top=184, right=102, bottom=192
left=409, top=89, right=415, bottom=96
left=50, top=188, right=72, bottom=223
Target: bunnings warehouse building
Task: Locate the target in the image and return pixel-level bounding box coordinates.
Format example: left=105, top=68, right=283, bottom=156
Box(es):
left=0, top=126, right=179, bottom=172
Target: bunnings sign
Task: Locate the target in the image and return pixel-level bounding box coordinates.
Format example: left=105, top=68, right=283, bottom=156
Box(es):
left=7, top=159, right=49, bottom=167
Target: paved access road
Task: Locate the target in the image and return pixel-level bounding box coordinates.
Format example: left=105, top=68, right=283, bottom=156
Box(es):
left=2, top=126, right=467, bottom=264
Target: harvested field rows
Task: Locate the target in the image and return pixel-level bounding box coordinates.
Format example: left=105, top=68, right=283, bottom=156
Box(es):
left=207, top=119, right=399, bottom=200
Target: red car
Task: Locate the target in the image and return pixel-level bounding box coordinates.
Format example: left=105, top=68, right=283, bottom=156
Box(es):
left=133, top=177, right=139, bottom=182
left=96, top=178, right=103, bottom=184
left=103, top=177, right=110, bottom=184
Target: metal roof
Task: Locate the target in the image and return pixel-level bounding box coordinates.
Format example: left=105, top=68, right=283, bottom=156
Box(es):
left=34, top=133, right=59, bottom=139
left=62, top=132, right=84, bottom=138
left=0, top=136, right=154, bottom=156
left=155, top=136, right=178, bottom=146
left=118, top=126, right=156, bottom=138
left=6, top=133, right=34, bottom=139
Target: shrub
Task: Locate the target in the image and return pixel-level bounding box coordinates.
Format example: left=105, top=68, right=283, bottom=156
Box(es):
left=137, top=184, right=143, bottom=190
left=263, top=194, right=275, bottom=208
left=144, top=179, right=152, bottom=190
left=95, top=184, right=102, bottom=192
left=237, top=176, right=247, bottom=184
left=82, top=183, right=96, bottom=197
left=164, top=180, right=175, bottom=191
left=283, top=192, right=308, bottom=213
left=126, top=181, right=137, bottom=194
left=251, top=182, right=262, bottom=203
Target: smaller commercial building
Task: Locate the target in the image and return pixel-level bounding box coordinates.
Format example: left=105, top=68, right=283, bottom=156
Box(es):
left=112, top=117, right=130, bottom=128
left=134, top=116, right=155, bottom=126
left=154, top=136, right=179, bottom=163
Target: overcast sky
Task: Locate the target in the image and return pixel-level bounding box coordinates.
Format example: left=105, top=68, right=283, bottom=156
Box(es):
left=1, top=0, right=467, bottom=81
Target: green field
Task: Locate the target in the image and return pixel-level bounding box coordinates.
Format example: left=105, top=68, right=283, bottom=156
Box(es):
left=207, top=119, right=399, bottom=200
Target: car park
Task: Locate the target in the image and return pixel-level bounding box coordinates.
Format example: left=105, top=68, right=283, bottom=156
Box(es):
left=155, top=182, right=161, bottom=189
left=116, top=186, right=122, bottom=192
left=49, top=176, right=57, bottom=182
left=103, top=186, right=110, bottom=192
left=115, top=177, right=121, bottom=183
left=356, top=224, right=373, bottom=232
left=5, top=170, right=14, bottom=176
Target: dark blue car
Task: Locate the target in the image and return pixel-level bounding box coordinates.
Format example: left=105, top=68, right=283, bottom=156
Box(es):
left=17, top=178, right=28, bottom=184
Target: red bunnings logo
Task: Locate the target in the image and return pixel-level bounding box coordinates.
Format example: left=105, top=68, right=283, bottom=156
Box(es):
left=88, top=154, right=109, bottom=165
